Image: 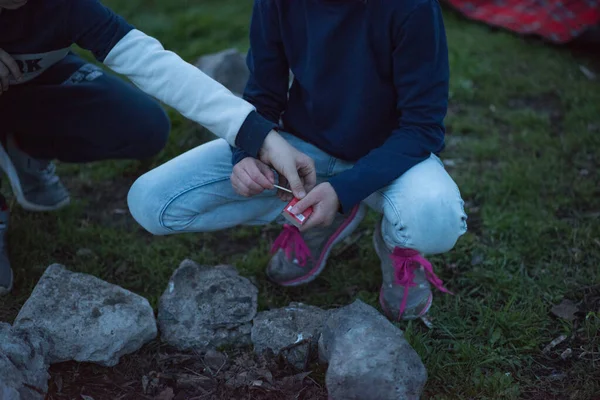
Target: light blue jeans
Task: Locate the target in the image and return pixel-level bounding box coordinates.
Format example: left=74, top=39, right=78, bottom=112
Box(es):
left=128, top=133, right=467, bottom=255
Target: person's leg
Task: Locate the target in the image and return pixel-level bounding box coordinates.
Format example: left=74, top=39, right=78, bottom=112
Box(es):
left=364, top=154, right=468, bottom=321
left=129, top=131, right=340, bottom=234
left=0, top=53, right=170, bottom=211
left=264, top=135, right=367, bottom=286
left=128, top=138, right=286, bottom=235
left=128, top=131, right=365, bottom=286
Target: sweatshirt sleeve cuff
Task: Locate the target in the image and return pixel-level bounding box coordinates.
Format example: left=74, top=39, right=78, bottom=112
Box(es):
left=230, top=145, right=252, bottom=165
left=235, top=110, right=277, bottom=158
left=328, top=176, right=365, bottom=215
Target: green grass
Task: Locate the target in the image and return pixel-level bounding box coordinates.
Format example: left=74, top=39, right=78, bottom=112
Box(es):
left=2, top=0, right=600, bottom=398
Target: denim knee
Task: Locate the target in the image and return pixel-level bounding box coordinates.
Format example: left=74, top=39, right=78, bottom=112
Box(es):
left=382, top=187, right=467, bottom=255
left=127, top=172, right=172, bottom=236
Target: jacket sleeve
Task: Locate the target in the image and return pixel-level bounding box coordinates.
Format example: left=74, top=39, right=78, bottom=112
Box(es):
left=230, top=0, right=290, bottom=166
left=328, top=0, right=449, bottom=213
left=68, top=0, right=276, bottom=154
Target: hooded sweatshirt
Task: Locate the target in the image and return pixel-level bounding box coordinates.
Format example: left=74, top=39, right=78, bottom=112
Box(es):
left=233, top=0, right=450, bottom=213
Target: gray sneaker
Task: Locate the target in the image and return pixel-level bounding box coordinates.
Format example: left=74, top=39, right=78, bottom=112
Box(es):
left=267, top=203, right=367, bottom=286
left=0, top=134, right=70, bottom=211
left=0, top=199, right=12, bottom=296
left=373, top=221, right=453, bottom=321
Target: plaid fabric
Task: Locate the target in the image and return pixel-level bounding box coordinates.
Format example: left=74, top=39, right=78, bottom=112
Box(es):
left=444, top=0, right=600, bottom=43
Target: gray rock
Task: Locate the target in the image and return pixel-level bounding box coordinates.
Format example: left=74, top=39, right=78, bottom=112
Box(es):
left=14, top=264, right=157, bottom=367
left=158, top=260, right=258, bottom=351
left=0, top=323, right=51, bottom=400
left=319, top=300, right=427, bottom=400
left=195, top=48, right=294, bottom=97
left=195, top=48, right=250, bottom=97
left=0, top=382, right=20, bottom=400
left=251, top=303, right=328, bottom=369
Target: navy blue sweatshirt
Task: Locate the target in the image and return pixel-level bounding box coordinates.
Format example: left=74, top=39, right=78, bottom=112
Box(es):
left=0, top=0, right=133, bottom=78
left=233, top=0, right=449, bottom=213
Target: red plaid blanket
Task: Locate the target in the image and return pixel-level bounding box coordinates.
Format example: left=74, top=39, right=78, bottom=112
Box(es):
left=444, top=0, right=600, bottom=43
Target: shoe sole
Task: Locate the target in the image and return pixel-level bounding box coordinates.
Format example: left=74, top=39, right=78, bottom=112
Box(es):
left=373, top=223, right=433, bottom=321
left=275, top=203, right=367, bottom=287
left=0, top=268, right=13, bottom=296
left=0, top=139, right=70, bottom=212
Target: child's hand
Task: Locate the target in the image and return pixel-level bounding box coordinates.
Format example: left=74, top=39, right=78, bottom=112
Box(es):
left=289, top=182, right=340, bottom=232
left=259, top=131, right=316, bottom=199
left=0, top=48, right=21, bottom=95
left=231, top=157, right=275, bottom=197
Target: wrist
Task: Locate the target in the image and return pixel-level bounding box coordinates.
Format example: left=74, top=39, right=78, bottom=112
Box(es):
left=258, top=130, right=280, bottom=162
left=235, top=111, right=277, bottom=159
left=324, top=182, right=342, bottom=213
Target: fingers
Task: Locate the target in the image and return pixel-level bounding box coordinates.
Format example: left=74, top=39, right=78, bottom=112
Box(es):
left=291, top=183, right=338, bottom=232
left=230, top=172, right=251, bottom=197
left=231, top=173, right=263, bottom=197
left=297, top=154, right=317, bottom=192
left=279, top=192, right=293, bottom=202
left=231, top=159, right=276, bottom=197
left=299, top=203, right=330, bottom=232
left=284, top=166, right=308, bottom=199
left=284, top=153, right=316, bottom=198
left=288, top=190, right=319, bottom=231
left=290, top=189, right=318, bottom=215
left=276, top=176, right=293, bottom=202
left=259, top=131, right=315, bottom=199
left=0, top=49, right=21, bottom=82
left=255, top=161, right=275, bottom=187
left=239, top=168, right=266, bottom=195
left=299, top=209, right=321, bottom=232
left=231, top=167, right=261, bottom=197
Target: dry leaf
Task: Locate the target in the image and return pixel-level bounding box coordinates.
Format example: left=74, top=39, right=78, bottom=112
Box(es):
left=551, top=299, right=579, bottom=321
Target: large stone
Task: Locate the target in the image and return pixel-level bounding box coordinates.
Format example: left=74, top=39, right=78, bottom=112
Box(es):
left=0, top=323, right=50, bottom=400
left=158, top=260, right=258, bottom=351
left=0, top=382, right=20, bottom=400
left=251, top=303, right=328, bottom=369
left=319, top=300, right=427, bottom=400
left=195, top=48, right=294, bottom=96
left=14, top=264, right=157, bottom=367
left=195, top=48, right=250, bottom=97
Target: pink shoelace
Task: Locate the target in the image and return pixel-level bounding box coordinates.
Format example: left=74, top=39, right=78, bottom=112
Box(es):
left=391, top=248, right=453, bottom=316
left=270, top=224, right=312, bottom=267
